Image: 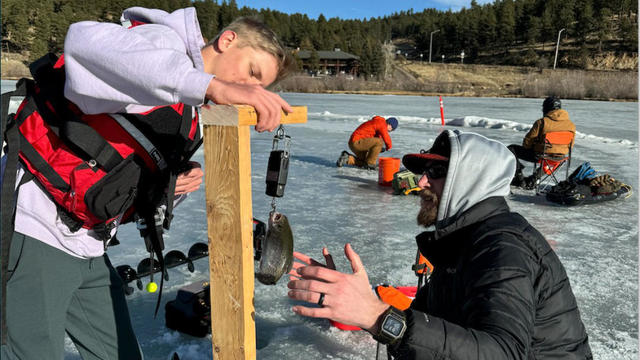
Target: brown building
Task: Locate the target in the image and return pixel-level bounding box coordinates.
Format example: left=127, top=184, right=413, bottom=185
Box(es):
left=296, top=49, right=360, bottom=76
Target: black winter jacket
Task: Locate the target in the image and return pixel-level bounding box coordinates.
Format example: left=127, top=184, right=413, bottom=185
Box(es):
left=388, top=197, right=592, bottom=360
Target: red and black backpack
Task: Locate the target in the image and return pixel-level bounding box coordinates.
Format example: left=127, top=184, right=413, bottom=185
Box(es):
left=2, top=53, right=200, bottom=237
left=1, top=53, right=202, bottom=330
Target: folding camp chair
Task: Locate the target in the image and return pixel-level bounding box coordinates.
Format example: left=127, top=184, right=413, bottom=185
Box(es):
left=533, top=131, right=574, bottom=194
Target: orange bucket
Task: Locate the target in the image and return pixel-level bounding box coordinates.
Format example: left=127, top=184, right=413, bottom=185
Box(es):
left=378, top=157, right=401, bottom=186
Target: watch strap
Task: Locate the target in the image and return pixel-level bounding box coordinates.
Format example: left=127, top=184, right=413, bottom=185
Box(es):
left=373, top=306, right=407, bottom=345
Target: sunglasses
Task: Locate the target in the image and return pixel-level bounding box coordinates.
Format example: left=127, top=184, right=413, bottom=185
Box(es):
left=421, top=162, right=448, bottom=179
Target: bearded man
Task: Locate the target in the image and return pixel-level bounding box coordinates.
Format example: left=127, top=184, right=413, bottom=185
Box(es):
left=288, top=130, right=592, bottom=359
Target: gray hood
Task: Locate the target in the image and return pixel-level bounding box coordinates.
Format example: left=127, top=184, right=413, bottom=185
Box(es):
left=436, top=130, right=516, bottom=229
left=121, top=7, right=206, bottom=71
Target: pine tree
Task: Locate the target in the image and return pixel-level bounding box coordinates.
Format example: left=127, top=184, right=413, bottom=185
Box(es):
left=194, top=0, right=219, bottom=41
left=574, top=0, right=594, bottom=44
left=292, top=51, right=303, bottom=71
left=309, top=48, right=320, bottom=72
left=2, top=0, right=31, bottom=52
left=31, top=0, right=53, bottom=61
left=370, top=41, right=384, bottom=78
left=480, top=4, right=498, bottom=54
left=594, top=7, right=613, bottom=52
left=526, top=16, right=541, bottom=45
left=619, top=14, right=638, bottom=51
left=540, top=6, right=555, bottom=49
left=497, top=0, right=516, bottom=50
left=219, top=0, right=239, bottom=28
left=359, top=41, right=372, bottom=78
left=50, top=0, right=75, bottom=53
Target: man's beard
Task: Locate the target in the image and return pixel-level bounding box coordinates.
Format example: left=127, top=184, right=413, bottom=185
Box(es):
left=417, top=188, right=439, bottom=227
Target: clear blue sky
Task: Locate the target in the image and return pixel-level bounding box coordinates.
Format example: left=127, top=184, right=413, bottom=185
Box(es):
left=235, top=0, right=493, bottom=20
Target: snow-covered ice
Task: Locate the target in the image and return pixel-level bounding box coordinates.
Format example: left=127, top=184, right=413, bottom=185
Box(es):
left=2, top=82, right=637, bottom=359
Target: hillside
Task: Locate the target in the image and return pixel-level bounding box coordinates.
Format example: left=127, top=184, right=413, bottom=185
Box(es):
left=4, top=52, right=636, bottom=101
left=275, top=60, right=638, bottom=101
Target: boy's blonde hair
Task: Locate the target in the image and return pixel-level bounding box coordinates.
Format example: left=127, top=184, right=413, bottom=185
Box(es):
left=208, top=17, right=295, bottom=84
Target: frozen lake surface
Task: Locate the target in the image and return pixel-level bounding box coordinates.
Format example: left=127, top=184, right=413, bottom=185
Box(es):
left=2, top=81, right=638, bottom=359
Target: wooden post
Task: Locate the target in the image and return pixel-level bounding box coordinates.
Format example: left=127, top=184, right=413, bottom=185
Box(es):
left=201, top=105, right=307, bottom=360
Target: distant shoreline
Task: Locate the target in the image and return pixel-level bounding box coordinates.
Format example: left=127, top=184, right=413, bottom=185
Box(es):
left=274, top=62, right=638, bottom=102
left=4, top=61, right=638, bottom=103
left=313, top=89, right=638, bottom=102
left=3, top=77, right=636, bottom=102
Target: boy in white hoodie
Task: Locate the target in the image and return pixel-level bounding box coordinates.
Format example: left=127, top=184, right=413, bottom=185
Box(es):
left=2, top=7, right=293, bottom=359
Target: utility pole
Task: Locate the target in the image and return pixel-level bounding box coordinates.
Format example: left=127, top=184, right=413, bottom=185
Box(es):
left=429, top=30, right=440, bottom=63
left=554, top=28, right=565, bottom=70
left=460, top=50, right=465, bottom=64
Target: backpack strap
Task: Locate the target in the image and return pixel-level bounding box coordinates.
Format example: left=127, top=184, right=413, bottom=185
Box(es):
left=109, top=114, right=167, bottom=171
left=29, top=53, right=125, bottom=173
left=60, top=121, right=124, bottom=172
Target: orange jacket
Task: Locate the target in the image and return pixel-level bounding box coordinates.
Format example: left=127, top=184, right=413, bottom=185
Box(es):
left=349, top=116, right=393, bottom=150
left=523, top=109, right=575, bottom=154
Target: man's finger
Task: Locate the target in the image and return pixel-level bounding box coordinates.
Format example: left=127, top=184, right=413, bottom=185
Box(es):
left=295, top=265, right=343, bottom=283
left=293, top=252, right=330, bottom=268
left=288, top=289, right=325, bottom=305
left=291, top=262, right=309, bottom=271
left=344, top=243, right=365, bottom=274
left=322, top=247, right=336, bottom=270
left=291, top=305, right=332, bottom=319
left=293, top=252, right=314, bottom=264
left=287, top=278, right=331, bottom=294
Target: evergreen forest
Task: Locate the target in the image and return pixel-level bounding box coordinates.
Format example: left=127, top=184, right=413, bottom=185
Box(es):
left=2, top=0, right=638, bottom=75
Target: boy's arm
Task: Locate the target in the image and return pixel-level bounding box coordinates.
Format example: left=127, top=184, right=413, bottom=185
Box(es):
left=64, top=21, right=213, bottom=114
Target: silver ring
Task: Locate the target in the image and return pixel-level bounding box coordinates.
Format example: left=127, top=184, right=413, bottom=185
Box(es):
left=317, top=293, right=325, bottom=306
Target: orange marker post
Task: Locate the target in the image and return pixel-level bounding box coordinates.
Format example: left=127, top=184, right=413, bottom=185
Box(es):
left=439, top=96, right=445, bottom=126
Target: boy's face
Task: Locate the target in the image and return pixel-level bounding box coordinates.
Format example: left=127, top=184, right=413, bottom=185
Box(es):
left=207, top=31, right=279, bottom=87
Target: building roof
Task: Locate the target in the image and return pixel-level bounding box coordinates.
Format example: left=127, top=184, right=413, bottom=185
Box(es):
left=296, top=50, right=359, bottom=60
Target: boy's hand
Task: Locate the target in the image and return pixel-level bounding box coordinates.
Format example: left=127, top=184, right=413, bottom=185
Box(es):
left=175, top=162, right=203, bottom=195
left=206, top=78, right=293, bottom=132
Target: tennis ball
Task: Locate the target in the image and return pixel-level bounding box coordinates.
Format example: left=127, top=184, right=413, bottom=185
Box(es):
left=146, top=282, right=158, bottom=293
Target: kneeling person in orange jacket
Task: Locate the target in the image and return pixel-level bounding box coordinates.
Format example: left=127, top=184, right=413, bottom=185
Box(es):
left=337, top=116, right=398, bottom=170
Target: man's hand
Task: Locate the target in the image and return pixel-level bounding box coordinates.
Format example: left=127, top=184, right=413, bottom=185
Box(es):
left=287, top=244, right=389, bottom=332
left=175, top=161, right=203, bottom=195
left=205, top=78, right=293, bottom=132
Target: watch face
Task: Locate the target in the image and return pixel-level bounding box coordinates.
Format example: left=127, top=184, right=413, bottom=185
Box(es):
left=382, top=316, right=404, bottom=336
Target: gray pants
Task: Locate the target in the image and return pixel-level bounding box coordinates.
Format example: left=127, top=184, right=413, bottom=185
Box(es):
left=1, top=232, right=142, bottom=360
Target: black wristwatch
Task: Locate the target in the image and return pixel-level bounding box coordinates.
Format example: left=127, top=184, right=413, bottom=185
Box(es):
left=372, top=306, right=407, bottom=345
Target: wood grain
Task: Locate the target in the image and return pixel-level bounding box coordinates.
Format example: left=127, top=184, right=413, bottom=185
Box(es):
left=201, top=104, right=306, bottom=359
left=201, top=105, right=307, bottom=126
left=204, top=124, right=255, bottom=360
